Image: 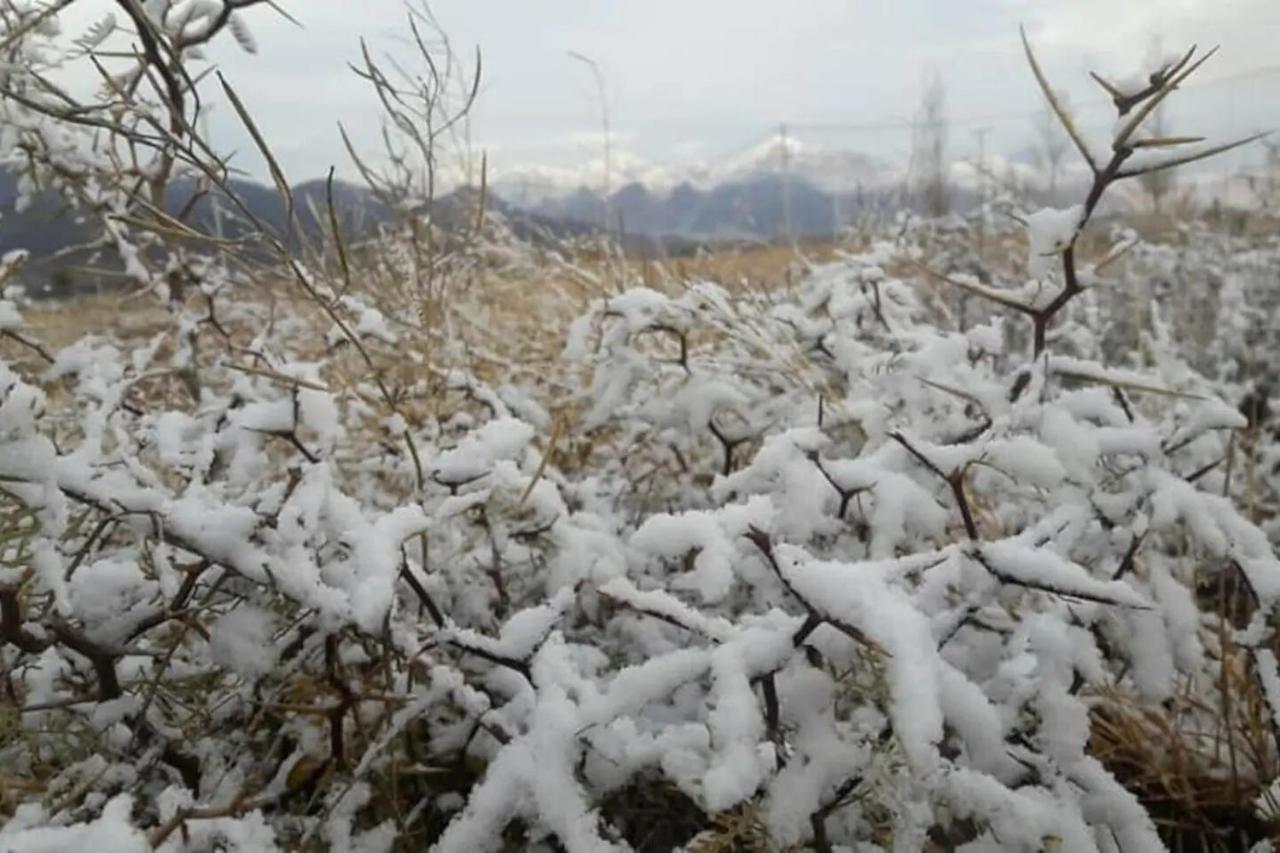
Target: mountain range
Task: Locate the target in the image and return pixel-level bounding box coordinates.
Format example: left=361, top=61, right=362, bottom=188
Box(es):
left=0, top=167, right=595, bottom=296
left=2, top=136, right=1113, bottom=296
left=489, top=137, right=895, bottom=205
left=488, top=138, right=923, bottom=240
left=1, top=142, right=904, bottom=295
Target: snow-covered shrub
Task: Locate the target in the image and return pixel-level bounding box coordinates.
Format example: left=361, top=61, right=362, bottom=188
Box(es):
left=2, top=9, right=1280, bottom=853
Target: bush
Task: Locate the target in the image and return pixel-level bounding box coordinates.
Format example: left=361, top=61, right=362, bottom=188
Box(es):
left=1, top=4, right=1278, bottom=852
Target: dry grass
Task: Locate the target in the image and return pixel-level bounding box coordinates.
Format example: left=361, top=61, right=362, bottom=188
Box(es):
left=17, top=291, right=170, bottom=353
left=657, top=239, right=842, bottom=291
left=6, top=238, right=842, bottom=435
left=1089, top=571, right=1280, bottom=852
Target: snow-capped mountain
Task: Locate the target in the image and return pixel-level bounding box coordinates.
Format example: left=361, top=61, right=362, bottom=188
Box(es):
left=486, top=139, right=904, bottom=240
left=488, top=149, right=678, bottom=208
left=711, top=136, right=895, bottom=193
left=489, top=138, right=897, bottom=205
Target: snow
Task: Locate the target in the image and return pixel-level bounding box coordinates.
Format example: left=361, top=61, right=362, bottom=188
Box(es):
left=979, top=540, right=1149, bottom=608
left=1107, top=47, right=1186, bottom=97
left=630, top=508, right=740, bottom=603
left=783, top=546, right=947, bottom=771
left=353, top=305, right=397, bottom=345
left=210, top=604, right=278, bottom=678
left=701, top=645, right=772, bottom=810
left=4, top=22, right=1280, bottom=848
left=0, top=794, right=148, bottom=853
left=68, top=557, right=159, bottom=644
left=434, top=417, right=535, bottom=485
left=1025, top=205, right=1085, bottom=279
left=5, top=229, right=1276, bottom=849
left=597, top=576, right=735, bottom=641
left=488, top=135, right=893, bottom=204
left=0, top=300, right=23, bottom=330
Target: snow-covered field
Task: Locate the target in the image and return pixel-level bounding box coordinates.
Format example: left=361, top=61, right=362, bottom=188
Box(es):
left=2, top=4, right=1280, bottom=852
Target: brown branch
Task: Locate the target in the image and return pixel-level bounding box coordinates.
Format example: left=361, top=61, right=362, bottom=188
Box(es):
left=1, top=329, right=54, bottom=364
left=805, top=450, right=871, bottom=520
left=0, top=588, right=47, bottom=654
left=47, top=617, right=121, bottom=699
left=1111, top=532, right=1145, bottom=580
left=707, top=417, right=749, bottom=477
left=745, top=526, right=885, bottom=655
left=971, top=549, right=1146, bottom=609
left=889, top=432, right=979, bottom=541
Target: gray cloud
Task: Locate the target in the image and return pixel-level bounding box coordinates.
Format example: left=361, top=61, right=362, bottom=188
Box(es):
left=51, top=1, right=1280, bottom=182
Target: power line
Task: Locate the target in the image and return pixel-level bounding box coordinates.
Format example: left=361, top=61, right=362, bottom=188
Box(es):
left=784, top=64, right=1280, bottom=135
left=779, top=123, right=793, bottom=243
left=488, top=62, right=1280, bottom=192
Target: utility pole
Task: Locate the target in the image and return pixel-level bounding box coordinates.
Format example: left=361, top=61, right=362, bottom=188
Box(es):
left=568, top=52, right=613, bottom=238
left=780, top=123, right=793, bottom=245
left=972, top=127, right=989, bottom=205
left=200, top=110, right=226, bottom=243
left=973, top=127, right=990, bottom=255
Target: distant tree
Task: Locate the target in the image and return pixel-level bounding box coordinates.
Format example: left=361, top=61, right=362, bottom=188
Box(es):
left=1137, top=39, right=1176, bottom=213
left=911, top=72, right=950, bottom=216
left=1247, top=138, right=1280, bottom=210
left=1032, top=91, right=1071, bottom=204
left=1137, top=109, right=1176, bottom=213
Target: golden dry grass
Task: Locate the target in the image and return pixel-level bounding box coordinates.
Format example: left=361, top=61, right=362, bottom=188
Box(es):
left=17, top=291, right=170, bottom=353
left=1089, top=570, right=1280, bottom=851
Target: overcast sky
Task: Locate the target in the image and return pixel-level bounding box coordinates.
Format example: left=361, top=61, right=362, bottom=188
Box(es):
left=58, top=0, right=1280, bottom=183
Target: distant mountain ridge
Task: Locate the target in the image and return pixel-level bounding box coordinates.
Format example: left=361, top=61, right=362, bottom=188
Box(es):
left=489, top=137, right=895, bottom=204
left=0, top=166, right=595, bottom=294
left=482, top=138, right=1007, bottom=240
left=8, top=133, right=1237, bottom=285
left=0, top=146, right=900, bottom=289
left=486, top=138, right=910, bottom=239
left=518, top=172, right=985, bottom=241
left=2, top=135, right=998, bottom=295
